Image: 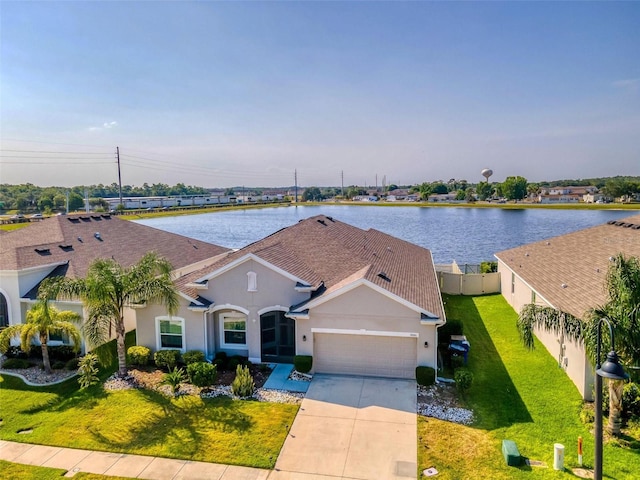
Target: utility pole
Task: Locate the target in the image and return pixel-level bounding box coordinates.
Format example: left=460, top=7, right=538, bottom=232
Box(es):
left=341, top=170, right=344, bottom=197
left=375, top=174, right=378, bottom=192
left=294, top=169, right=298, bottom=205
left=116, top=146, right=123, bottom=209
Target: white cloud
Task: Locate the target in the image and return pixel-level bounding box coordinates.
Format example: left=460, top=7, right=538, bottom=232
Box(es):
left=88, top=120, right=118, bottom=131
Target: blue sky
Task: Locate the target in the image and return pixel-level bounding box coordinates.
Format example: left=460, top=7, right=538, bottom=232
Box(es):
left=1, top=1, right=638, bottom=188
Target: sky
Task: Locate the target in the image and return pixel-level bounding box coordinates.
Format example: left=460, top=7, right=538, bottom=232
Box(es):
left=1, top=1, right=639, bottom=188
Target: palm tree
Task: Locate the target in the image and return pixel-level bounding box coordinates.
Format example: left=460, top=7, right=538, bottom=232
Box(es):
left=0, top=301, right=81, bottom=373
left=517, top=253, right=640, bottom=436
left=42, top=252, right=178, bottom=377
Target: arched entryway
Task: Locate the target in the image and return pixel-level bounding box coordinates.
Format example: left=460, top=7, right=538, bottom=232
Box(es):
left=260, top=311, right=295, bottom=363
left=0, top=292, right=8, bottom=329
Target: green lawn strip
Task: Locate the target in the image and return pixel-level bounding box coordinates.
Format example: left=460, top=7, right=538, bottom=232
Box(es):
left=0, top=460, right=133, bottom=480
left=0, top=375, right=297, bottom=468
left=419, top=294, right=639, bottom=479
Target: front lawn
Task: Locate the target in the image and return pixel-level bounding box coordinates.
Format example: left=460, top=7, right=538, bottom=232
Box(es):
left=0, top=373, right=297, bottom=468
left=0, top=460, right=132, bottom=480
left=418, top=294, right=640, bottom=479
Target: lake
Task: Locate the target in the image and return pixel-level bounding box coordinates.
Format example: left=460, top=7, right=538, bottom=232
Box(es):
left=135, top=205, right=635, bottom=265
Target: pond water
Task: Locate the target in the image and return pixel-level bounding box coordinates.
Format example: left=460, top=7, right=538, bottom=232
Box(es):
left=135, top=205, right=634, bottom=265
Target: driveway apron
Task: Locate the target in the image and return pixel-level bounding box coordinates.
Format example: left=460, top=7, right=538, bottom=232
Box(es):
left=273, top=375, right=417, bottom=480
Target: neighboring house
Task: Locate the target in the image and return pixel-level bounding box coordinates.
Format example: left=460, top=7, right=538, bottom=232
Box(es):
left=428, top=193, right=458, bottom=202
left=0, top=214, right=230, bottom=343
left=537, top=186, right=598, bottom=204
left=495, top=214, right=640, bottom=400
left=135, top=215, right=445, bottom=378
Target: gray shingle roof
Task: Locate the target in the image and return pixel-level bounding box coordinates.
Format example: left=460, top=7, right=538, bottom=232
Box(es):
left=495, top=213, right=640, bottom=319
left=177, top=215, right=444, bottom=318
left=0, top=214, right=230, bottom=278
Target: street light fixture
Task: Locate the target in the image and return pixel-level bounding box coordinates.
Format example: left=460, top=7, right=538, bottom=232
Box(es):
left=594, top=318, right=629, bottom=480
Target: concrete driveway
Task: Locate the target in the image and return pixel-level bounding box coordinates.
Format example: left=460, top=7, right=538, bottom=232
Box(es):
left=272, top=375, right=417, bottom=480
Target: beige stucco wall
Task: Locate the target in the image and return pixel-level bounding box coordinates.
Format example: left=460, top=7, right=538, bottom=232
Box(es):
left=497, top=259, right=593, bottom=400
left=135, top=301, right=205, bottom=354
left=298, top=284, right=440, bottom=371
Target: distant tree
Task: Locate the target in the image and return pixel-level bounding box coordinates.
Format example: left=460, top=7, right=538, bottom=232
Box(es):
left=501, top=176, right=528, bottom=201
left=431, top=182, right=449, bottom=194
left=224, top=187, right=235, bottom=196
left=455, top=189, right=466, bottom=200
left=476, top=182, right=492, bottom=201
left=15, top=195, right=29, bottom=211
left=387, top=184, right=398, bottom=191
left=302, top=187, right=323, bottom=201
left=68, top=192, right=84, bottom=211
left=465, top=188, right=476, bottom=203
left=417, top=183, right=433, bottom=199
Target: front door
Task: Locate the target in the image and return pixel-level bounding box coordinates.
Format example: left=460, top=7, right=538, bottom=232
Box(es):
left=260, top=311, right=295, bottom=363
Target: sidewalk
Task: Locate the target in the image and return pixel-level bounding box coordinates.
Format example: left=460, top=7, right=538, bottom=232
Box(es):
left=0, top=440, right=270, bottom=479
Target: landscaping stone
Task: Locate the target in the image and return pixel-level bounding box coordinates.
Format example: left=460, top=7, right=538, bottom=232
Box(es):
left=0, top=355, right=77, bottom=385
left=417, top=383, right=474, bottom=425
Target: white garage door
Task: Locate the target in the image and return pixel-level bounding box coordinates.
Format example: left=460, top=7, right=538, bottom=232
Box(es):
left=314, top=333, right=417, bottom=379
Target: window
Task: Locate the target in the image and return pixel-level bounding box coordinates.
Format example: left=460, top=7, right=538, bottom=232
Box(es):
left=220, top=313, right=247, bottom=347
left=0, top=293, right=8, bottom=328
left=156, top=317, right=185, bottom=351
left=247, top=271, right=257, bottom=292
left=531, top=291, right=537, bottom=304
left=511, top=272, right=515, bottom=294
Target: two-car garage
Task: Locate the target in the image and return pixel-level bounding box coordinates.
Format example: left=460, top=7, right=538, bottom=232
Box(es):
left=312, top=329, right=418, bottom=379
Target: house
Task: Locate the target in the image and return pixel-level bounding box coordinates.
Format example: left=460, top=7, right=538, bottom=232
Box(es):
left=135, top=215, right=445, bottom=378
left=0, top=214, right=230, bottom=338
left=495, top=214, right=640, bottom=399
left=537, top=186, right=598, bottom=204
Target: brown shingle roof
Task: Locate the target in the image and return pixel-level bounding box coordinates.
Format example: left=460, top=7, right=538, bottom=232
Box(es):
left=179, top=215, right=444, bottom=318
left=0, top=214, right=230, bottom=278
left=495, top=214, right=640, bottom=319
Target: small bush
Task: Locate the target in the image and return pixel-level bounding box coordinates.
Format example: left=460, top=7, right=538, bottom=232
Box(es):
left=231, top=364, right=255, bottom=397
left=154, top=349, right=182, bottom=371
left=416, top=366, right=436, bottom=386
left=213, top=358, right=225, bottom=370
left=4, top=346, right=28, bottom=359
left=78, top=354, right=100, bottom=389
left=161, top=367, right=187, bottom=395
left=2, top=358, right=30, bottom=369
left=454, top=368, right=473, bottom=395
left=451, top=354, right=465, bottom=370
left=439, top=319, right=463, bottom=341
left=214, top=351, right=228, bottom=362
left=230, top=354, right=248, bottom=365
left=127, top=346, right=151, bottom=366
left=182, top=350, right=206, bottom=365
left=65, top=358, right=80, bottom=370
left=623, top=382, right=640, bottom=418
left=294, top=355, right=313, bottom=373
left=228, top=358, right=240, bottom=372
left=187, top=362, right=218, bottom=387
left=52, top=360, right=66, bottom=370
left=48, top=345, right=77, bottom=361
left=480, top=261, right=498, bottom=273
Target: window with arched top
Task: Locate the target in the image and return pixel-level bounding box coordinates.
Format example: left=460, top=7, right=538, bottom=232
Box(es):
left=0, top=293, right=8, bottom=328
left=247, top=271, right=257, bottom=292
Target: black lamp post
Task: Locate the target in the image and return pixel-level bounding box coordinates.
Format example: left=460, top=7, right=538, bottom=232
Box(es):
left=594, top=318, right=629, bottom=480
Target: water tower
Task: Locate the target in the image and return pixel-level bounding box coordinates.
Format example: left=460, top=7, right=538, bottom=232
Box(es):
left=481, top=168, right=493, bottom=183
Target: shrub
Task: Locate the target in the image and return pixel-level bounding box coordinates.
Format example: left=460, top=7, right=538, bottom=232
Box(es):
left=579, top=404, right=595, bottom=424
left=65, top=357, right=80, bottom=370
left=154, top=349, right=181, bottom=371
left=231, top=364, right=255, bottom=397
left=416, top=366, right=436, bottom=386
left=160, top=367, right=186, bottom=395
left=230, top=355, right=248, bottom=365
left=127, top=346, right=151, bottom=366
left=439, top=319, right=463, bottom=341
left=214, top=351, right=228, bottom=362
left=454, top=368, right=473, bottom=395
left=623, top=382, right=640, bottom=418
left=228, top=358, right=240, bottom=372
left=182, top=350, right=206, bottom=366
left=48, top=345, right=77, bottom=361
left=187, top=362, right=218, bottom=387
left=213, top=358, right=225, bottom=370
left=4, top=346, right=28, bottom=359
left=480, top=261, right=498, bottom=273
left=52, top=360, right=66, bottom=370
left=450, top=354, right=465, bottom=370
left=2, top=358, right=30, bottom=369
left=78, top=354, right=100, bottom=389
left=294, top=355, right=313, bottom=373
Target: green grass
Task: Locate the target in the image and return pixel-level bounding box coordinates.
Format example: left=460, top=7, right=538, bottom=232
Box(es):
left=0, top=460, right=133, bottom=479
left=0, top=222, right=31, bottom=231
left=418, top=294, right=640, bottom=479
left=0, top=331, right=298, bottom=469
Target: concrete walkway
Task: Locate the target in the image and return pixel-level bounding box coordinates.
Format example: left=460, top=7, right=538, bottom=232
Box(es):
left=0, top=440, right=270, bottom=479
left=273, top=375, right=417, bottom=480
left=262, top=364, right=310, bottom=393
